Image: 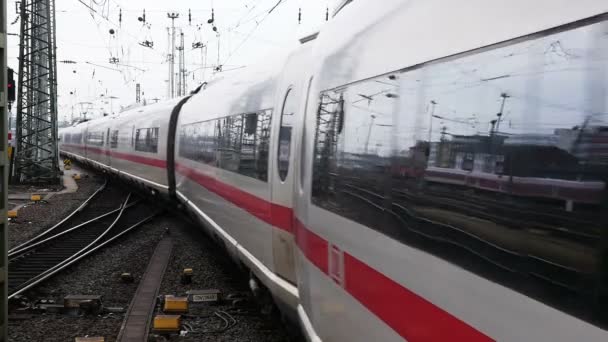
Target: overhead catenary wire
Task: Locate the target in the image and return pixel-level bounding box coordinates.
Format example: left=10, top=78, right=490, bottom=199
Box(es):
left=220, top=0, right=290, bottom=68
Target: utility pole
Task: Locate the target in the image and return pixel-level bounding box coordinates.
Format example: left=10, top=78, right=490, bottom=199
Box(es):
left=167, top=12, right=179, bottom=98
left=166, top=28, right=171, bottom=99
left=176, top=31, right=184, bottom=96
left=193, top=38, right=207, bottom=84
left=14, top=0, right=60, bottom=184
left=180, top=31, right=186, bottom=96
left=136, top=83, right=141, bottom=103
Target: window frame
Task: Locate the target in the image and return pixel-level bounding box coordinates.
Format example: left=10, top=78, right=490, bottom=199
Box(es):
left=134, top=127, right=160, bottom=153
left=277, top=87, right=295, bottom=182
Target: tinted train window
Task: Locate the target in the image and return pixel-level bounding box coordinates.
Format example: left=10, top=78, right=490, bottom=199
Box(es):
left=312, top=20, right=608, bottom=327
left=179, top=109, right=273, bottom=182
left=278, top=88, right=296, bottom=181
left=135, top=127, right=159, bottom=153
left=179, top=120, right=218, bottom=165
left=110, top=130, right=119, bottom=149
left=85, top=131, right=104, bottom=146
left=72, top=133, right=82, bottom=144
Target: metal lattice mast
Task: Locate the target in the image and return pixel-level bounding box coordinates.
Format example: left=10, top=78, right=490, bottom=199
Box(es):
left=14, top=0, right=59, bottom=183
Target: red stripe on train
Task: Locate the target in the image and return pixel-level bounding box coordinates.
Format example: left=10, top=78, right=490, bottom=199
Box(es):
left=62, top=144, right=166, bottom=168
left=175, top=163, right=293, bottom=233
left=294, top=219, right=494, bottom=342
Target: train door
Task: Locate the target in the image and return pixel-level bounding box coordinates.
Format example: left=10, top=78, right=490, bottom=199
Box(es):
left=270, top=47, right=312, bottom=284
left=271, top=86, right=299, bottom=283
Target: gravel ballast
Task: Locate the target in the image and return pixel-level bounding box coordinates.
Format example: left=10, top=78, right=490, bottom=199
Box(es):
left=8, top=168, right=104, bottom=249
left=155, top=221, right=297, bottom=342
left=8, top=214, right=168, bottom=342
left=9, top=209, right=297, bottom=341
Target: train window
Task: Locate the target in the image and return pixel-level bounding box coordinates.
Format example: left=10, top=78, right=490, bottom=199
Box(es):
left=179, top=120, right=218, bottom=165
left=178, top=109, right=273, bottom=182
left=72, top=133, right=82, bottom=144
left=312, top=20, right=608, bottom=327
left=134, top=127, right=159, bottom=153
left=110, top=130, right=119, bottom=149
left=278, top=88, right=297, bottom=181
left=85, top=131, right=104, bottom=146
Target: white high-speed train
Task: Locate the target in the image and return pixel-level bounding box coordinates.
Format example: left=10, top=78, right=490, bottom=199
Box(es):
left=60, top=1, right=608, bottom=340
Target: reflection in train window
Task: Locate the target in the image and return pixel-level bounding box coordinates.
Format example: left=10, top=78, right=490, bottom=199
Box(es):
left=135, top=127, right=159, bottom=153
left=179, top=109, right=273, bottom=182
left=278, top=88, right=297, bottom=181
left=72, top=133, right=82, bottom=144
left=312, top=20, right=608, bottom=327
left=85, top=131, right=104, bottom=147
left=110, top=130, right=119, bottom=149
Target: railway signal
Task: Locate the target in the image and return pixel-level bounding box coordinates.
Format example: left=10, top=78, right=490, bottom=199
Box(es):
left=7, top=67, right=15, bottom=109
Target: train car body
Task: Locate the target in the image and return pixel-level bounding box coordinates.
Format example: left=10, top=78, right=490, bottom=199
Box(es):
left=61, top=100, right=181, bottom=194
left=60, top=1, right=608, bottom=341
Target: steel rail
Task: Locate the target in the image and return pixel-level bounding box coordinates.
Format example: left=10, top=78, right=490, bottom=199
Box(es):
left=9, top=193, right=133, bottom=297
left=8, top=179, right=108, bottom=254
left=8, top=200, right=140, bottom=259
left=9, top=209, right=158, bottom=299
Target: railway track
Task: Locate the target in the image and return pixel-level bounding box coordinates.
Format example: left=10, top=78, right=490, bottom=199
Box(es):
left=8, top=183, right=159, bottom=298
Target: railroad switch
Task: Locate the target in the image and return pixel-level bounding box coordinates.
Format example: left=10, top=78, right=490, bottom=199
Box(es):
left=75, top=337, right=104, bottom=342
left=187, top=289, right=221, bottom=304
left=120, top=272, right=134, bottom=283
left=64, top=295, right=103, bottom=315
left=153, top=315, right=181, bottom=333
left=163, top=295, right=189, bottom=313
left=181, top=268, right=193, bottom=284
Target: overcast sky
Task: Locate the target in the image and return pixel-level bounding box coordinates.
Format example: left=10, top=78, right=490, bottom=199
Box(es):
left=7, top=0, right=337, bottom=122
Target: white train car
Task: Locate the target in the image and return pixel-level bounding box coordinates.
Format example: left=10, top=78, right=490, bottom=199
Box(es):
left=61, top=100, right=181, bottom=195
left=60, top=1, right=608, bottom=341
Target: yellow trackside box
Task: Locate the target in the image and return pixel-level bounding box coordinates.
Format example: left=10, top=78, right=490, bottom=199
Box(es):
left=31, top=194, right=41, bottom=201
left=8, top=210, right=17, bottom=218
left=73, top=174, right=81, bottom=180
left=153, top=315, right=181, bottom=332
left=75, top=337, right=104, bottom=342
left=163, top=296, right=188, bottom=313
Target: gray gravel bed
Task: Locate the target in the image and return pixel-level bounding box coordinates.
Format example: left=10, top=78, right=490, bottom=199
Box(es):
left=155, top=221, right=296, bottom=342
left=8, top=168, right=104, bottom=249
left=8, top=214, right=169, bottom=342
